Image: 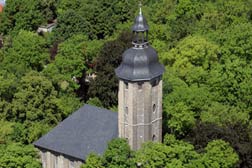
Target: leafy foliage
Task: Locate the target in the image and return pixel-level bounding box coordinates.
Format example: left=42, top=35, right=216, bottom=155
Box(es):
left=43, top=34, right=88, bottom=93
left=188, top=140, right=239, bottom=168
left=5, top=71, right=59, bottom=124
left=162, top=35, right=219, bottom=85
left=103, top=139, right=133, bottom=168
left=54, top=0, right=136, bottom=40
left=186, top=123, right=252, bottom=167
left=0, top=0, right=44, bottom=35
left=53, top=9, right=90, bottom=41
left=81, top=153, right=104, bottom=168
left=0, top=30, right=49, bottom=74
left=83, top=136, right=238, bottom=168
left=87, top=31, right=132, bottom=107
left=0, top=143, right=41, bottom=168
left=0, top=0, right=251, bottom=167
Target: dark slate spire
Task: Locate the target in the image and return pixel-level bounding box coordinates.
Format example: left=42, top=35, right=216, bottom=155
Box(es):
left=131, top=3, right=149, bottom=32
left=131, top=3, right=149, bottom=48
left=115, top=4, right=165, bottom=82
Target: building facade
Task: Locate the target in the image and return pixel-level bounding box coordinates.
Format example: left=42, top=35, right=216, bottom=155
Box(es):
left=39, top=150, right=82, bottom=168
left=115, top=8, right=165, bottom=150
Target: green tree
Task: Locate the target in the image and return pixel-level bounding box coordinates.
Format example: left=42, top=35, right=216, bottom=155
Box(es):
left=207, top=56, right=252, bottom=109
left=1, top=30, right=49, bottom=75
left=0, top=0, right=44, bottom=35
left=188, top=140, right=239, bottom=168
left=83, top=138, right=133, bottom=168
left=163, top=35, right=219, bottom=85
left=217, top=23, right=252, bottom=62
left=55, top=0, right=136, bottom=40
left=0, top=121, right=14, bottom=144
left=186, top=123, right=252, bottom=167
left=78, top=0, right=135, bottom=39
left=43, top=34, right=88, bottom=93
left=24, top=122, right=51, bottom=144
left=0, top=143, right=41, bottom=168
left=134, top=142, right=170, bottom=168
left=103, top=138, right=133, bottom=168
left=56, top=0, right=82, bottom=16
left=167, top=0, right=202, bottom=42
left=86, top=97, right=103, bottom=108
left=88, top=31, right=131, bottom=108
left=196, top=0, right=251, bottom=36
left=200, top=102, right=250, bottom=126
left=7, top=71, right=60, bottom=124
left=6, top=122, right=51, bottom=145
left=39, top=0, right=57, bottom=22
left=8, top=123, right=26, bottom=144
left=149, top=0, right=176, bottom=25
left=54, top=94, right=82, bottom=119
left=53, top=9, right=90, bottom=40
left=164, top=102, right=196, bottom=137
left=81, top=153, right=105, bottom=168
left=135, top=135, right=199, bottom=168
left=0, top=70, right=17, bottom=102
left=162, top=71, right=213, bottom=136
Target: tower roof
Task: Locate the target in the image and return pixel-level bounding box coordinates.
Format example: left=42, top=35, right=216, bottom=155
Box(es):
left=115, top=6, right=164, bottom=82
left=115, top=46, right=164, bottom=81
left=131, top=5, right=149, bottom=32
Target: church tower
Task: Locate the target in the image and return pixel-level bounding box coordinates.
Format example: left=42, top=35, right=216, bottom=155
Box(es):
left=115, top=6, right=165, bottom=150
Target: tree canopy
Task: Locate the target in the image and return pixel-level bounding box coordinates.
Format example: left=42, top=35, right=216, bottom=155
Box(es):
left=0, top=0, right=251, bottom=167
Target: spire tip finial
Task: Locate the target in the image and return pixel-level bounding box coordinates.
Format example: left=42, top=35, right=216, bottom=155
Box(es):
left=139, top=1, right=142, bottom=15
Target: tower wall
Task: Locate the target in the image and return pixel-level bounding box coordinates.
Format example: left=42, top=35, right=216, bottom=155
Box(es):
left=118, top=78, right=162, bottom=150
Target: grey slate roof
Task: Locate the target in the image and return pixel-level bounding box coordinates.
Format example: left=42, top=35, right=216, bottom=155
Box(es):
left=115, top=46, right=165, bottom=81
left=116, top=8, right=164, bottom=82
left=33, top=104, right=118, bottom=161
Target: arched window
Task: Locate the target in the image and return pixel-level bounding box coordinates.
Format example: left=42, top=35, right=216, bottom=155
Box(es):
left=153, top=104, right=156, bottom=113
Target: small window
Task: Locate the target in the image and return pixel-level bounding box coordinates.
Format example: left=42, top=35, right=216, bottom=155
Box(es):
left=138, top=82, right=143, bottom=90
left=153, top=104, right=156, bottom=113
left=152, top=135, right=156, bottom=141
left=151, top=79, right=159, bottom=87
left=124, top=82, right=128, bottom=89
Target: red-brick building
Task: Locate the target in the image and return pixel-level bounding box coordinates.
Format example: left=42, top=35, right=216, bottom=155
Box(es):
left=0, top=5, right=3, bottom=13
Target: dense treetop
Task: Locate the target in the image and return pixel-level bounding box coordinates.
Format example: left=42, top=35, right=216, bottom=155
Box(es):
left=0, top=0, right=251, bottom=167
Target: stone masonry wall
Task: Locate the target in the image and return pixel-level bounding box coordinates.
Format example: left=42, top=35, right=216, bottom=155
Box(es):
left=118, top=78, right=163, bottom=150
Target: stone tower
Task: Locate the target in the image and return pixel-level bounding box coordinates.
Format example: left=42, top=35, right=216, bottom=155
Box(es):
left=115, top=7, right=165, bottom=150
